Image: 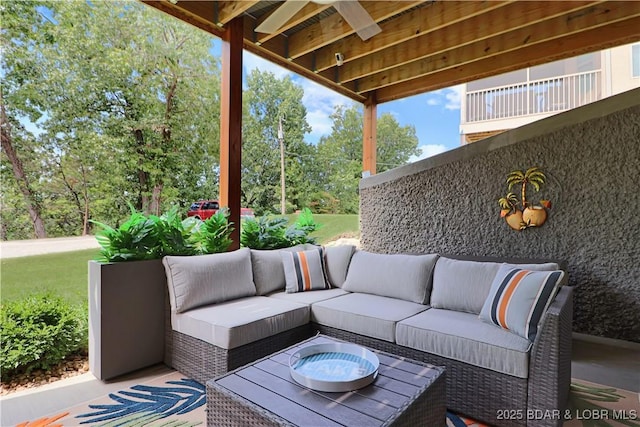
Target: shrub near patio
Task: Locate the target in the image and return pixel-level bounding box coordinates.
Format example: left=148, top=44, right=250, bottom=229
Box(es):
left=0, top=294, right=87, bottom=382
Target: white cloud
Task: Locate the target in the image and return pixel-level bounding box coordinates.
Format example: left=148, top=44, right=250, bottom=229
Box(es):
left=243, top=51, right=291, bottom=79
left=300, top=79, right=350, bottom=142
left=409, top=144, right=447, bottom=163
left=444, top=84, right=464, bottom=110
left=424, top=84, right=464, bottom=110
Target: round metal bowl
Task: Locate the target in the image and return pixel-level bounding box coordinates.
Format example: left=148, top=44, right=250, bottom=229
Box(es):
left=289, top=342, right=379, bottom=392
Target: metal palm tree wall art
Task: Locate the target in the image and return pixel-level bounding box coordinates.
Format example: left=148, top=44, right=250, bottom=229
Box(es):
left=498, top=167, right=551, bottom=231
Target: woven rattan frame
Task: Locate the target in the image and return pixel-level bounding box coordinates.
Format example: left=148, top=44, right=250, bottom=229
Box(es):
left=315, top=286, right=573, bottom=427
left=164, top=282, right=572, bottom=426
left=165, top=324, right=313, bottom=385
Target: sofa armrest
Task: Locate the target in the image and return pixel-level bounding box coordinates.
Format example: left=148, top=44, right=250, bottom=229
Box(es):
left=527, top=285, right=573, bottom=426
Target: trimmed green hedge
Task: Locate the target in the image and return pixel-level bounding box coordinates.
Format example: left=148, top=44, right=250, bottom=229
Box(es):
left=0, top=294, right=87, bottom=381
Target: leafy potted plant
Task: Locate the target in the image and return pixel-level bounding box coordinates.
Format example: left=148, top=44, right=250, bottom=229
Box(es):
left=240, top=207, right=319, bottom=249
left=88, top=206, right=233, bottom=380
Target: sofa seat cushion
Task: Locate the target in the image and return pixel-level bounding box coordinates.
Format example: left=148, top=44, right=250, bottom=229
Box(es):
left=311, top=293, right=429, bottom=342
left=268, top=288, right=349, bottom=305
left=171, top=296, right=309, bottom=350
left=396, top=308, right=531, bottom=378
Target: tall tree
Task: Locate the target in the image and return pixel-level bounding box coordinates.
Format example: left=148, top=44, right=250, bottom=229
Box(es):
left=1, top=0, right=221, bottom=238
left=0, top=1, right=51, bottom=238
left=40, top=1, right=220, bottom=218
left=315, top=105, right=420, bottom=213
left=242, top=70, right=311, bottom=214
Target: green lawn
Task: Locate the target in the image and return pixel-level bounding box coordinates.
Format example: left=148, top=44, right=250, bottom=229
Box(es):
left=0, top=214, right=358, bottom=307
left=307, top=214, right=359, bottom=243
left=1, top=249, right=99, bottom=306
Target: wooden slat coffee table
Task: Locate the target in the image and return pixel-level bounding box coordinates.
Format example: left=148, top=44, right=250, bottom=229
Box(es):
left=206, top=335, right=445, bottom=426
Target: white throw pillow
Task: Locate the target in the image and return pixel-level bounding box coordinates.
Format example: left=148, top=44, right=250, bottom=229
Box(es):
left=163, top=248, right=256, bottom=313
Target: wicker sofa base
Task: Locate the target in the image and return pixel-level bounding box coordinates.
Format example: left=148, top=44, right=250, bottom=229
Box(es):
left=165, top=324, right=314, bottom=385
left=314, top=324, right=529, bottom=427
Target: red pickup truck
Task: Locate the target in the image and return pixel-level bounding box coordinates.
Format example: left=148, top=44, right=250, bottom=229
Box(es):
left=187, top=200, right=254, bottom=220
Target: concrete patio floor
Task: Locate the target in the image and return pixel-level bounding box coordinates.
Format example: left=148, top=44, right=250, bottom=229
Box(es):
left=1, top=335, right=637, bottom=426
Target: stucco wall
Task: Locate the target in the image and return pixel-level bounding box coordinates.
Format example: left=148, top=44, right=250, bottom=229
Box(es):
left=359, top=88, right=640, bottom=343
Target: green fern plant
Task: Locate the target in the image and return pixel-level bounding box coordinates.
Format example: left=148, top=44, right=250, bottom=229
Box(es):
left=92, top=208, right=161, bottom=262
left=92, top=206, right=234, bottom=262
left=240, top=208, right=319, bottom=249
left=192, top=209, right=233, bottom=254
left=240, top=216, right=290, bottom=249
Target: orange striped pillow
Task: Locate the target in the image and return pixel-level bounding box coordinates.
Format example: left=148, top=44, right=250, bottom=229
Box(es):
left=479, top=266, right=565, bottom=341
left=281, top=247, right=330, bottom=293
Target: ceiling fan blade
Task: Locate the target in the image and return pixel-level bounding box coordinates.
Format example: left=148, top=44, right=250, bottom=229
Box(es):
left=333, top=1, right=381, bottom=41
left=255, top=1, right=310, bottom=34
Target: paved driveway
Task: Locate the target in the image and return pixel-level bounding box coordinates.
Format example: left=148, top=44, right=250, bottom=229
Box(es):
left=0, top=236, right=100, bottom=259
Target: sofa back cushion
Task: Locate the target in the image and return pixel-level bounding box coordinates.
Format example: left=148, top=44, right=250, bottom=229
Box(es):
left=342, top=251, right=439, bottom=303
left=324, top=245, right=356, bottom=288
left=431, top=257, right=560, bottom=314
left=250, top=244, right=312, bottom=295
left=163, top=248, right=256, bottom=313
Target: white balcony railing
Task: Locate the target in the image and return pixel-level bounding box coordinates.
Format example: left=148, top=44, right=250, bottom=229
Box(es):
left=465, top=70, right=602, bottom=123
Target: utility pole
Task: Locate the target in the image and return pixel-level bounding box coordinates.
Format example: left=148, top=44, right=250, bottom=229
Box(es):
left=278, top=116, right=286, bottom=215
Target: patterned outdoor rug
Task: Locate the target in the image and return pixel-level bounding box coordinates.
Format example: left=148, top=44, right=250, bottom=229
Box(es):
left=16, top=373, right=639, bottom=427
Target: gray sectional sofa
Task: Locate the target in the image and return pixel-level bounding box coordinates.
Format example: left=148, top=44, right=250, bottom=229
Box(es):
left=162, top=245, right=573, bottom=427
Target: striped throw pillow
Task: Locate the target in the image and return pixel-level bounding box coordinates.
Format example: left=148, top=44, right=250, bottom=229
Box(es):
left=479, top=265, right=565, bottom=342
left=281, top=247, right=330, bottom=293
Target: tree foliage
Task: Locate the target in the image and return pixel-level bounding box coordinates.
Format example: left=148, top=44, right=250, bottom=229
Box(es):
left=314, top=105, right=420, bottom=213
left=1, top=0, right=220, bottom=239
left=1, top=1, right=423, bottom=239
left=241, top=70, right=312, bottom=215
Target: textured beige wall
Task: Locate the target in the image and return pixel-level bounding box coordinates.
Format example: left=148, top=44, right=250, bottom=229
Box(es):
left=360, top=88, right=640, bottom=343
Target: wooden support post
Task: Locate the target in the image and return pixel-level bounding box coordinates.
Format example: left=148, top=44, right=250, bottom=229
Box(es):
left=363, top=93, right=377, bottom=176
left=219, top=17, right=243, bottom=250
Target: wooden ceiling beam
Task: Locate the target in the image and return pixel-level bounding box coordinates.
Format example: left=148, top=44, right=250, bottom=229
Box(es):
left=141, top=1, right=224, bottom=38
left=243, top=14, right=291, bottom=58
left=311, top=1, right=512, bottom=73
left=216, top=1, right=260, bottom=26
left=286, top=1, right=423, bottom=60
left=255, top=3, right=333, bottom=44
left=375, top=16, right=640, bottom=103
left=242, top=42, right=365, bottom=103
left=338, top=0, right=599, bottom=83
left=357, top=2, right=638, bottom=93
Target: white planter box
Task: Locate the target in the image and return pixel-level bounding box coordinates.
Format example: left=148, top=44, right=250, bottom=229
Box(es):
left=88, top=259, right=166, bottom=380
